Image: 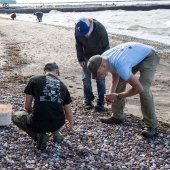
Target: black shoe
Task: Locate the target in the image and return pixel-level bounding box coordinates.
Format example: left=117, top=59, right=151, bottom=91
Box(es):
left=100, top=117, right=124, bottom=125
left=84, top=102, right=93, bottom=110
left=141, top=128, right=158, bottom=139
left=94, top=104, right=105, bottom=112
left=36, top=133, right=49, bottom=150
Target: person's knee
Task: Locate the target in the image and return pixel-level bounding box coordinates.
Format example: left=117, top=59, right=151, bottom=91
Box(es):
left=83, top=77, right=91, bottom=85
left=96, top=79, right=105, bottom=84
left=12, top=111, right=27, bottom=122
left=96, top=76, right=105, bottom=81
left=140, top=88, right=151, bottom=99
left=96, top=78, right=105, bottom=87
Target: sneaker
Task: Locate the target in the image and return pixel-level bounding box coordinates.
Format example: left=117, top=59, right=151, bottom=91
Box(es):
left=94, top=104, right=105, bottom=112
left=36, top=133, right=49, bottom=150
left=84, top=102, right=93, bottom=110
left=100, top=117, right=124, bottom=125
left=53, top=131, right=64, bottom=143
left=141, top=127, right=158, bottom=139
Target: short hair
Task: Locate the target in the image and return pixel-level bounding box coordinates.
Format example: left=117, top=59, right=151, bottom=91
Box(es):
left=87, top=55, right=103, bottom=79
left=44, top=62, right=59, bottom=72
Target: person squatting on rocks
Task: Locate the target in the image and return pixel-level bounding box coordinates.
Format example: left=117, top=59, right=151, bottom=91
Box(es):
left=12, top=62, right=73, bottom=150
left=87, top=42, right=160, bottom=139
left=34, top=11, right=43, bottom=22
left=10, top=13, right=16, bottom=20
left=75, top=17, right=110, bottom=112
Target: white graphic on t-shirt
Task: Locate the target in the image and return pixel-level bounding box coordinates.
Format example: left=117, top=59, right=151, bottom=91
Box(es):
left=40, top=76, right=62, bottom=103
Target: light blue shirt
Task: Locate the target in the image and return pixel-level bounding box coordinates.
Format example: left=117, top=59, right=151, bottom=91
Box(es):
left=102, top=42, right=153, bottom=80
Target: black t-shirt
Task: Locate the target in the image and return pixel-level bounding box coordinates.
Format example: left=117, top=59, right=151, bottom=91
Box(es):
left=24, top=74, right=72, bottom=133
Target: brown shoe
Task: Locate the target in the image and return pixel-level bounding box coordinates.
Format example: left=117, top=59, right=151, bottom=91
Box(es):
left=100, top=117, right=124, bottom=125
left=141, top=127, right=158, bottom=139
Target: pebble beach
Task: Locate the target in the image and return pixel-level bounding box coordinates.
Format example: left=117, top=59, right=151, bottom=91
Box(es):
left=0, top=17, right=170, bottom=169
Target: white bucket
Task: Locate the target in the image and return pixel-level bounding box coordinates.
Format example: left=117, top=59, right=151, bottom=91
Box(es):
left=0, top=104, right=12, bottom=126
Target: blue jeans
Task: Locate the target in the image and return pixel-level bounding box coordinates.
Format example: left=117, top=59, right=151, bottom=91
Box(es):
left=38, top=16, right=42, bottom=22
left=82, top=62, right=106, bottom=105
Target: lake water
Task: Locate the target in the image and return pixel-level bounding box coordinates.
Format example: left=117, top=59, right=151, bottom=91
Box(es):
left=15, top=0, right=170, bottom=6
left=0, top=0, right=170, bottom=45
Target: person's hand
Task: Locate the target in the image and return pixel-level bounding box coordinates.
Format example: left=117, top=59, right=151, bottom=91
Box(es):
left=65, top=121, right=74, bottom=132
left=105, top=93, right=119, bottom=105
left=26, top=108, right=32, bottom=114
left=79, top=61, right=86, bottom=68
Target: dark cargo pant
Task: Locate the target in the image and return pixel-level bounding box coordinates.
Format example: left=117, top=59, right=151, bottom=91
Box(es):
left=12, top=111, right=62, bottom=140
left=111, top=50, right=160, bottom=128
left=12, top=111, right=38, bottom=140
left=12, top=111, right=63, bottom=150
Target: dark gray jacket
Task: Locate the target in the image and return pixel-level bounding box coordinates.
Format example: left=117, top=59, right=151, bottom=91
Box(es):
left=34, top=12, right=43, bottom=18
left=75, top=19, right=110, bottom=62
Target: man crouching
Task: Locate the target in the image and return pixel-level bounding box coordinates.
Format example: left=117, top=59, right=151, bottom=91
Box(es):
left=10, top=13, right=16, bottom=20
left=12, top=62, right=73, bottom=150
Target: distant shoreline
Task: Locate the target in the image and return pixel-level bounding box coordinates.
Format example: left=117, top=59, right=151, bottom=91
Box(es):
left=0, top=4, right=170, bottom=14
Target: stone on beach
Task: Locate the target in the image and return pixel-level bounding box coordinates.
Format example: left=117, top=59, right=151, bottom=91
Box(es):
left=0, top=18, right=170, bottom=169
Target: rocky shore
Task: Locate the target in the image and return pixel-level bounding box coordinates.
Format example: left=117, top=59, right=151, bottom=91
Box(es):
left=0, top=18, right=170, bottom=169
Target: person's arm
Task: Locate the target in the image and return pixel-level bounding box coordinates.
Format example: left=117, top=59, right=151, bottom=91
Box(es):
left=64, top=103, right=73, bottom=131
left=105, top=71, right=119, bottom=104
left=106, top=74, right=144, bottom=103
left=75, top=35, right=85, bottom=63
left=24, top=94, right=33, bottom=114
left=100, top=30, right=110, bottom=52
left=109, top=70, right=119, bottom=93
left=97, top=22, right=110, bottom=53
left=118, top=74, right=144, bottom=98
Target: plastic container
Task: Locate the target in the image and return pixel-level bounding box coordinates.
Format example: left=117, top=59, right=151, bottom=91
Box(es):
left=0, top=104, right=12, bottom=126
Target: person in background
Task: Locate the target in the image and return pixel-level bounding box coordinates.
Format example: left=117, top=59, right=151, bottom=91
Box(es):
left=87, top=42, right=160, bottom=139
left=75, top=17, right=110, bottom=112
left=34, top=11, right=43, bottom=22
left=10, top=13, right=16, bottom=20
left=12, top=62, right=73, bottom=150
